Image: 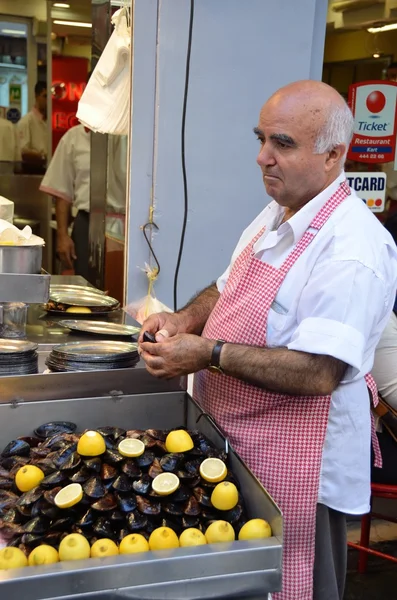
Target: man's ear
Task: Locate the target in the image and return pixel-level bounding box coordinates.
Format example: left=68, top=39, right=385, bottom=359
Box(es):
left=325, top=144, right=345, bottom=172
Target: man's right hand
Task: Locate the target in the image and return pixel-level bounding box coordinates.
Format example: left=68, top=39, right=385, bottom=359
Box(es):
left=57, top=234, right=77, bottom=269
left=138, top=312, right=187, bottom=343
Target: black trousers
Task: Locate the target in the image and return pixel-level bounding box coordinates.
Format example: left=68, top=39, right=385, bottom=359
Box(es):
left=71, top=210, right=90, bottom=281
left=313, top=503, right=347, bottom=600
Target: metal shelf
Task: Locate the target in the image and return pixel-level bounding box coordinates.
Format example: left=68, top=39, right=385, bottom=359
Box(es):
left=0, top=270, right=50, bottom=303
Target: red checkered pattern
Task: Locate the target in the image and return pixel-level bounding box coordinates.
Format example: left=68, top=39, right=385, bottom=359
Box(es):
left=194, top=182, right=377, bottom=600
left=365, top=373, right=382, bottom=468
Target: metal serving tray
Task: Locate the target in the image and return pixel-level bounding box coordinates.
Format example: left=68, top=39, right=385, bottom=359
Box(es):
left=0, top=371, right=282, bottom=600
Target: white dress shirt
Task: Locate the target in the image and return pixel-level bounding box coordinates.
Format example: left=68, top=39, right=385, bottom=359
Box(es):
left=217, top=173, right=397, bottom=514
left=0, top=118, right=20, bottom=162
left=16, top=107, right=47, bottom=157
left=372, top=312, right=397, bottom=411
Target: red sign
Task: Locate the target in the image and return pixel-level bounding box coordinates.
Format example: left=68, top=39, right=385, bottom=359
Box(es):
left=51, top=56, right=89, bottom=153
left=347, top=80, right=397, bottom=164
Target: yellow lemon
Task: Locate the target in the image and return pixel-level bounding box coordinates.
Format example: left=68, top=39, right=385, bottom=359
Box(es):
left=148, top=527, right=180, bottom=551
left=211, top=481, right=239, bottom=511
left=165, top=430, right=194, bottom=453
left=119, top=534, right=149, bottom=554
left=238, top=519, right=272, bottom=540
left=151, top=472, right=180, bottom=496
left=205, top=521, right=235, bottom=544
left=66, top=306, right=92, bottom=313
left=199, top=458, right=227, bottom=483
left=90, top=539, right=119, bottom=558
left=15, top=465, right=45, bottom=493
left=179, top=528, right=207, bottom=547
left=77, top=431, right=106, bottom=456
left=59, top=533, right=91, bottom=561
left=54, top=483, right=83, bottom=509
left=0, top=547, right=28, bottom=570
left=28, top=545, right=59, bottom=566
left=118, top=438, right=145, bottom=458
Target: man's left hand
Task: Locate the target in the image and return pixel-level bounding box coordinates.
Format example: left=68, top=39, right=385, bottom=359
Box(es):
left=139, top=334, right=213, bottom=379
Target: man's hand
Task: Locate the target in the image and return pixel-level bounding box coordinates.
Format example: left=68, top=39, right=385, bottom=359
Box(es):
left=138, top=312, right=188, bottom=343
left=57, top=233, right=76, bottom=269
left=140, top=334, right=213, bottom=379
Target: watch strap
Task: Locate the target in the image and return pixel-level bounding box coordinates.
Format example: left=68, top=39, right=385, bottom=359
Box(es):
left=209, top=340, right=226, bottom=370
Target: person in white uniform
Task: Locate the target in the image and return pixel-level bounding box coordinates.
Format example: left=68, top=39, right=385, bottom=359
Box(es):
left=138, top=81, right=397, bottom=600
left=0, top=118, right=19, bottom=170
left=16, top=82, right=47, bottom=174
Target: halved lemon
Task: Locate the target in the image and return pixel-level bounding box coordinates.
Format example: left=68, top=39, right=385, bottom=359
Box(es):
left=77, top=431, right=106, bottom=456
left=15, top=465, right=45, bottom=492
left=54, top=483, right=83, bottom=509
left=118, top=438, right=145, bottom=458
left=165, top=430, right=194, bottom=453
left=199, top=458, right=227, bottom=483
left=66, top=306, right=92, bottom=313
left=152, top=472, right=180, bottom=496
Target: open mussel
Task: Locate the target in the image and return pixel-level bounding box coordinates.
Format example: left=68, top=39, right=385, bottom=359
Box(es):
left=181, top=516, right=200, bottom=529
left=110, top=510, right=124, bottom=523
left=1, top=439, right=30, bottom=458
left=183, top=495, right=201, bottom=516
left=69, top=465, right=91, bottom=483
left=100, top=463, right=118, bottom=481
left=2, top=508, right=22, bottom=524
left=83, top=476, right=106, bottom=499
left=40, top=470, right=67, bottom=488
left=2, top=456, right=29, bottom=472
left=222, top=504, right=243, bottom=524
left=31, top=498, right=59, bottom=520
left=21, top=533, right=44, bottom=547
left=145, top=429, right=167, bottom=442
left=160, top=453, right=184, bottom=473
left=84, top=457, right=102, bottom=473
left=112, top=474, right=134, bottom=493
left=192, top=487, right=212, bottom=507
left=121, top=460, right=141, bottom=479
left=148, top=459, right=163, bottom=479
left=16, top=486, right=44, bottom=507
left=115, top=492, right=137, bottom=513
left=24, top=516, right=51, bottom=534
left=126, top=511, right=148, bottom=532
left=30, top=447, right=52, bottom=459
left=163, top=503, right=184, bottom=517
left=171, top=485, right=191, bottom=503
left=158, top=518, right=182, bottom=535
left=44, top=487, right=62, bottom=506
left=132, top=475, right=152, bottom=495
left=135, top=451, right=156, bottom=469
left=28, top=457, right=56, bottom=475
left=136, top=496, right=161, bottom=516
left=96, top=426, right=126, bottom=441
left=0, top=520, right=24, bottom=538
left=93, top=517, right=116, bottom=540
left=103, top=449, right=124, bottom=465
left=76, top=508, right=95, bottom=528
left=184, top=459, right=202, bottom=476
left=91, top=494, right=117, bottom=512
left=125, top=430, right=144, bottom=439
left=18, top=437, right=41, bottom=448
left=34, top=422, right=77, bottom=439
left=53, top=445, right=81, bottom=471
left=42, top=531, right=63, bottom=547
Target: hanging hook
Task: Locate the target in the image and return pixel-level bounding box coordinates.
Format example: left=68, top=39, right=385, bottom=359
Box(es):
left=142, top=221, right=161, bottom=276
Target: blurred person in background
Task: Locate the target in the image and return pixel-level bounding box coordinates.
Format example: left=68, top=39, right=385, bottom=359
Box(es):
left=0, top=117, right=20, bottom=172
left=16, top=82, right=47, bottom=174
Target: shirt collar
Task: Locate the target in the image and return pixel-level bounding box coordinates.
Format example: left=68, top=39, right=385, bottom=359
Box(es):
left=275, top=172, right=346, bottom=243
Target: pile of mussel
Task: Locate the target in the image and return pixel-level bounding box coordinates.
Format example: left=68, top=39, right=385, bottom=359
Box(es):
left=0, top=423, right=247, bottom=555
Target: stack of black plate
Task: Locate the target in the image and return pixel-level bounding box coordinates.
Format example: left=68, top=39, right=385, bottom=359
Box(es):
left=46, top=341, right=140, bottom=372
left=0, top=340, right=39, bottom=376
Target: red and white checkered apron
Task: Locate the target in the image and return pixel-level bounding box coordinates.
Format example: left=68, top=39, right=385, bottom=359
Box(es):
left=194, top=181, right=381, bottom=600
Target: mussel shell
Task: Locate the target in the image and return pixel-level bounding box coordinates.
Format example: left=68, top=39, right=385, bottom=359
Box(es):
left=1, top=440, right=31, bottom=458
left=163, top=502, right=184, bottom=517
left=145, top=429, right=167, bottom=442
left=69, top=465, right=91, bottom=483
left=40, top=470, right=67, bottom=488
left=148, top=459, right=163, bottom=479
left=136, top=495, right=161, bottom=516
left=171, top=485, right=191, bottom=503
left=42, top=531, right=63, bottom=547
left=184, top=459, right=201, bottom=476
left=118, top=528, right=130, bottom=542
left=0, top=477, right=13, bottom=490
left=1, top=456, right=29, bottom=471
left=158, top=518, right=182, bottom=535
left=0, top=521, right=24, bottom=536
left=135, top=451, right=156, bottom=469
left=18, top=437, right=41, bottom=448
left=53, top=445, right=79, bottom=470
left=200, top=508, right=220, bottom=521
left=145, top=520, right=157, bottom=534
left=222, top=504, right=243, bottom=524
left=125, top=430, right=144, bottom=439
left=121, top=460, right=141, bottom=479
left=103, top=449, right=124, bottom=466
left=100, top=463, right=118, bottom=481
left=192, top=487, right=212, bottom=507
left=183, top=496, right=201, bottom=516
left=24, top=516, right=51, bottom=534
left=21, top=533, right=44, bottom=547
left=16, top=486, right=44, bottom=507
left=109, top=510, right=125, bottom=523
left=84, top=457, right=102, bottom=472
left=34, top=422, right=77, bottom=439
left=112, top=474, right=134, bottom=493
left=50, top=516, right=76, bottom=531
left=132, top=475, right=152, bottom=495
left=139, top=434, right=157, bottom=448
left=28, top=458, right=56, bottom=475
left=92, top=517, right=116, bottom=539
left=76, top=508, right=95, bottom=528
left=16, top=504, right=32, bottom=518
left=59, top=453, right=81, bottom=471
left=44, top=486, right=62, bottom=505
left=29, top=447, right=52, bottom=459
left=126, top=510, right=148, bottom=532
left=91, top=493, right=118, bottom=512
left=181, top=516, right=200, bottom=529
left=115, top=492, right=137, bottom=513
left=31, top=498, right=59, bottom=520
left=159, top=453, right=184, bottom=473
left=190, top=431, right=215, bottom=455
left=83, top=475, right=106, bottom=499
left=2, top=507, right=22, bottom=524
left=96, top=426, right=126, bottom=440
left=0, top=466, right=10, bottom=478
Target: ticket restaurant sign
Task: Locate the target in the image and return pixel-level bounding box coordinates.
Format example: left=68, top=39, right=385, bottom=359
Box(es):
left=347, top=81, right=397, bottom=164
left=346, top=172, right=387, bottom=213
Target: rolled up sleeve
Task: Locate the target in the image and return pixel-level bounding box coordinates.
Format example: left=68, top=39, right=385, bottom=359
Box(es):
left=287, top=258, right=393, bottom=379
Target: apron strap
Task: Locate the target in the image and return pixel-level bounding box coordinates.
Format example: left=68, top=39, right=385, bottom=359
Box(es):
left=365, top=373, right=382, bottom=469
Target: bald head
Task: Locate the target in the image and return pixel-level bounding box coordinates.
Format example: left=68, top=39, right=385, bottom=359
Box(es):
left=255, top=80, right=353, bottom=212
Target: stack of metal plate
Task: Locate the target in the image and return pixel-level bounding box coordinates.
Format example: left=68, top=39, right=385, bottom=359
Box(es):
left=46, top=340, right=140, bottom=372
left=45, top=287, right=120, bottom=314
left=58, top=320, right=140, bottom=338
left=0, top=340, right=38, bottom=376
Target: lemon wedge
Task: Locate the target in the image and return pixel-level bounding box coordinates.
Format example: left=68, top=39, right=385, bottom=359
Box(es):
left=165, top=430, right=194, bottom=453
left=15, top=465, right=45, bottom=492
left=66, top=306, right=92, bottom=313
left=199, top=458, right=227, bottom=483
left=118, top=438, right=145, bottom=457
left=77, top=431, right=106, bottom=456
left=152, top=472, right=180, bottom=496
left=54, top=483, right=83, bottom=509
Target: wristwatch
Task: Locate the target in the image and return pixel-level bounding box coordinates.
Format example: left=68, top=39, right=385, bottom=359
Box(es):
left=207, top=340, right=226, bottom=374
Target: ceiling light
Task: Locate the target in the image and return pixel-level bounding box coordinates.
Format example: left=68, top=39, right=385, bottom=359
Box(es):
left=368, top=23, right=397, bottom=34
left=53, top=20, right=92, bottom=28
left=53, top=3, right=70, bottom=7
left=373, top=53, right=381, bottom=58
left=1, top=28, right=26, bottom=36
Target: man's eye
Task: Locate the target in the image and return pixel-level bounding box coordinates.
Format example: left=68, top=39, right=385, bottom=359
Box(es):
left=276, top=141, right=288, bottom=149
left=256, top=136, right=265, bottom=144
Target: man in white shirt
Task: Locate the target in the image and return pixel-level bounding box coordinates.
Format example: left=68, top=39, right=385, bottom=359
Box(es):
left=16, top=82, right=47, bottom=174
left=139, top=81, right=397, bottom=600
left=0, top=118, right=20, bottom=169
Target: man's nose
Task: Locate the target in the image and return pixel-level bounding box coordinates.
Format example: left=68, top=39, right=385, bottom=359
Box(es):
left=257, top=143, right=276, bottom=167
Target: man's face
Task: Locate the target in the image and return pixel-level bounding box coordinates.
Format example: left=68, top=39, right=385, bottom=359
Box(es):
left=255, top=96, right=332, bottom=209
left=36, top=89, right=47, bottom=115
